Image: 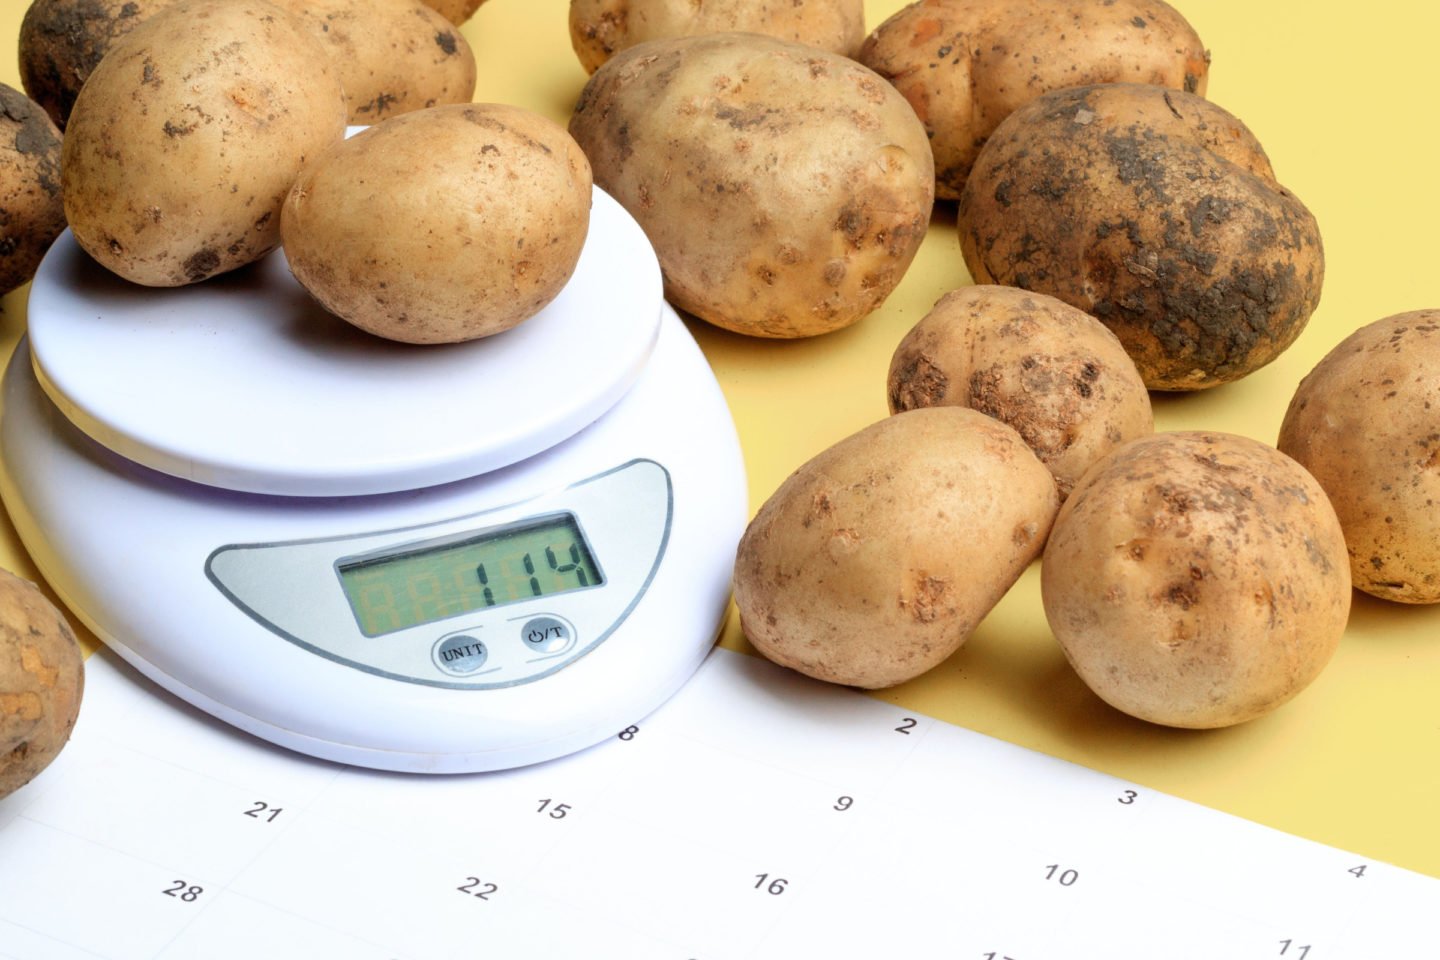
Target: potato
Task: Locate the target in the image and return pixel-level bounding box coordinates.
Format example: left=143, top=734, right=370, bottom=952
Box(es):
left=959, top=84, right=1324, bottom=391
left=860, top=0, right=1209, bottom=200
left=18, top=0, right=180, bottom=129
left=60, top=0, right=348, bottom=287
left=1, top=568, right=84, bottom=799
left=1, top=84, right=66, bottom=296
left=281, top=103, right=593, bottom=344
left=1277, top=310, right=1440, bottom=603
left=270, top=0, right=476, bottom=123
left=888, top=285, right=1153, bottom=499
left=1042, top=432, right=1350, bottom=728
left=569, top=32, right=934, bottom=339
left=569, top=0, right=865, bottom=74
left=419, top=0, right=485, bottom=26
left=734, top=407, right=1060, bottom=689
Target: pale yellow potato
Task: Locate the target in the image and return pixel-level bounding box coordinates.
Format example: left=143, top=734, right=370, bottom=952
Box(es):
left=860, top=0, right=1209, bottom=199
left=569, top=0, right=865, bottom=74
left=60, top=0, right=348, bottom=286
left=1277, top=310, right=1440, bottom=603
left=1042, top=432, right=1350, bottom=728
left=419, top=0, right=486, bottom=26
left=570, top=32, right=934, bottom=339
left=0, top=568, right=84, bottom=800
left=888, top=285, right=1153, bottom=499
left=270, top=0, right=476, bottom=123
left=0, top=84, right=66, bottom=295
left=734, top=407, right=1060, bottom=689
left=281, top=103, right=593, bottom=345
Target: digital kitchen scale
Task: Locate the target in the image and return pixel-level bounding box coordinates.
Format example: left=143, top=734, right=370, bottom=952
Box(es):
left=0, top=188, right=747, bottom=773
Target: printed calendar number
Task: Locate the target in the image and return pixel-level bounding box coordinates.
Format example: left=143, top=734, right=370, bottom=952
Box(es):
left=244, top=800, right=284, bottom=823
left=1043, top=864, right=1079, bottom=887
left=833, top=795, right=854, bottom=812
left=982, top=953, right=1018, bottom=959
left=618, top=724, right=640, bottom=741
left=457, top=877, right=498, bottom=901
left=537, top=798, right=572, bottom=819
left=753, top=873, right=788, bottom=895
left=895, top=718, right=918, bottom=735
left=1117, top=790, right=1139, bottom=805
left=1348, top=864, right=1367, bottom=878
left=1279, top=940, right=1312, bottom=957
left=163, top=881, right=204, bottom=902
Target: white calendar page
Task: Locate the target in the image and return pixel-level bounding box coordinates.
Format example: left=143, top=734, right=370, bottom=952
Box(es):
left=0, top=647, right=1434, bottom=960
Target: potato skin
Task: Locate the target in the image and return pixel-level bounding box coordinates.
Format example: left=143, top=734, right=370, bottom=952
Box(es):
left=0, top=84, right=66, bottom=296
left=888, top=285, right=1153, bottom=499
left=860, top=0, right=1209, bottom=200
left=1277, top=311, right=1440, bottom=603
left=569, top=0, right=866, bottom=74
left=1042, top=432, right=1350, bottom=728
left=959, top=84, right=1324, bottom=391
left=418, top=0, right=485, bottom=25
left=60, top=0, right=348, bottom=287
left=569, top=33, right=934, bottom=338
left=0, top=568, right=84, bottom=799
left=734, top=407, right=1059, bottom=689
left=270, top=0, right=476, bottom=123
left=281, top=103, right=593, bottom=345
left=18, top=0, right=181, bottom=130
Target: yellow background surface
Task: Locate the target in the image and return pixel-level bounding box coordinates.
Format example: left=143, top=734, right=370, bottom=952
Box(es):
left=2, top=0, right=1438, bottom=878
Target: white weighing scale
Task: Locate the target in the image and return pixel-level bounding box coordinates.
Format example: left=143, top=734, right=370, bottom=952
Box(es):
left=0, top=188, right=747, bottom=773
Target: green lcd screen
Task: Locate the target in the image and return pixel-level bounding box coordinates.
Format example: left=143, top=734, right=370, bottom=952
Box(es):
left=337, top=513, right=604, bottom=637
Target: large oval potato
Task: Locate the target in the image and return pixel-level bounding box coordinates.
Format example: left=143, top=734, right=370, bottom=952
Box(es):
left=1, top=568, right=84, bottom=800
left=1042, top=432, right=1350, bottom=728
left=860, top=0, right=1209, bottom=200
left=888, top=285, right=1153, bottom=499
left=959, top=84, right=1324, bottom=391
left=18, top=0, right=180, bottom=129
left=1277, top=310, right=1440, bottom=603
left=1, top=83, right=66, bottom=296
left=60, top=0, right=348, bottom=286
left=570, top=32, right=934, bottom=338
left=281, top=103, right=592, bottom=344
left=271, top=0, right=476, bottom=123
left=734, top=407, right=1060, bottom=689
left=569, top=0, right=865, bottom=74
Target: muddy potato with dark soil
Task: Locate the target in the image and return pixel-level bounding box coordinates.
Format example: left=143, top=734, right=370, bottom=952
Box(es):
left=1277, top=310, right=1440, bottom=603
left=18, top=0, right=180, bottom=130
left=0, top=84, right=66, bottom=296
left=569, top=32, right=934, bottom=339
left=1042, top=432, right=1350, bottom=728
left=888, top=285, right=1153, bottom=499
left=959, top=84, right=1323, bottom=391
left=860, top=0, right=1209, bottom=200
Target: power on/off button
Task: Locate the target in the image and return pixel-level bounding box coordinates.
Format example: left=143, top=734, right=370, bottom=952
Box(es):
left=521, top=616, right=574, bottom=655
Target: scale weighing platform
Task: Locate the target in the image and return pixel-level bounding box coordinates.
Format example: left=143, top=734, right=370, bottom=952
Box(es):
left=0, top=188, right=747, bottom=774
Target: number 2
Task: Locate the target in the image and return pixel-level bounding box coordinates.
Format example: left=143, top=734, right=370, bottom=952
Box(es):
left=895, top=718, right=918, bottom=735
left=457, top=877, right=497, bottom=900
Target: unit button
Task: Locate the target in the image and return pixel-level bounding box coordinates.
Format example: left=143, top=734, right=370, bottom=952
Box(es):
left=433, top=633, right=488, bottom=675
left=521, top=615, right=574, bottom=655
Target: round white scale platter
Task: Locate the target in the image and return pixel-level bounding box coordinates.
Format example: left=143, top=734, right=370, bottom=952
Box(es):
left=0, top=188, right=747, bottom=774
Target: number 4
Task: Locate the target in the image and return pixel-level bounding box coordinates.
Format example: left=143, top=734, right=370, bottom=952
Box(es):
left=1348, top=864, right=1367, bottom=878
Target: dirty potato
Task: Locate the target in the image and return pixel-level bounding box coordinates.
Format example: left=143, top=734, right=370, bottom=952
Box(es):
left=888, top=286, right=1153, bottom=499
left=570, top=32, right=934, bottom=338
left=569, top=0, right=865, bottom=74
left=959, top=84, right=1323, bottom=391
left=61, top=0, right=348, bottom=286
left=1, top=84, right=66, bottom=296
left=18, top=0, right=180, bottom=129
left=0, top=568, right=84, bottom=799
left=860, top=0, right=1209, bottom=199
left=1042, top=432, right=1350, bottom=728
left=1277, top=310, right=1440, bottom=603
left=281, top=103, right=593, bottom=344
left=734, top=407, right=1060, bottom=689
left=271, top=0, right=476, bottom=123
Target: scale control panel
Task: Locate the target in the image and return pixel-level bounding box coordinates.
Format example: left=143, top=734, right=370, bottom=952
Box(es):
left=205, top=460, right=672, bottom=690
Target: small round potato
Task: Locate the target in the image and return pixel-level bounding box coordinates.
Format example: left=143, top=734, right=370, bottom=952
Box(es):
left=569, top=0, right=866, bottom=74
left=18, top=0, right=180, bottom=129
left=959, top=84, right=1324, bottom=390
left=1, top=568, right=84, bottom=800
left=734, top=407, right=1060, bottom=689
left=281, top=103, right=593, bottom=344
left=271, top=0, right=476, bottom=123
left=1277, top=310, right=1440, bottom=603
left=570, top=32, right=934, bottom=338
left=419, top=0, right=486, bottom=25
left=1042, top=432, right=1350, bottom=728
left=888, top=286, right=1154, bottom=499
left=860, top=0, right=1209, bottom=200
left=61, top=0, right=348, bottom=286
left=1, top=84, right=66, bottom=296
